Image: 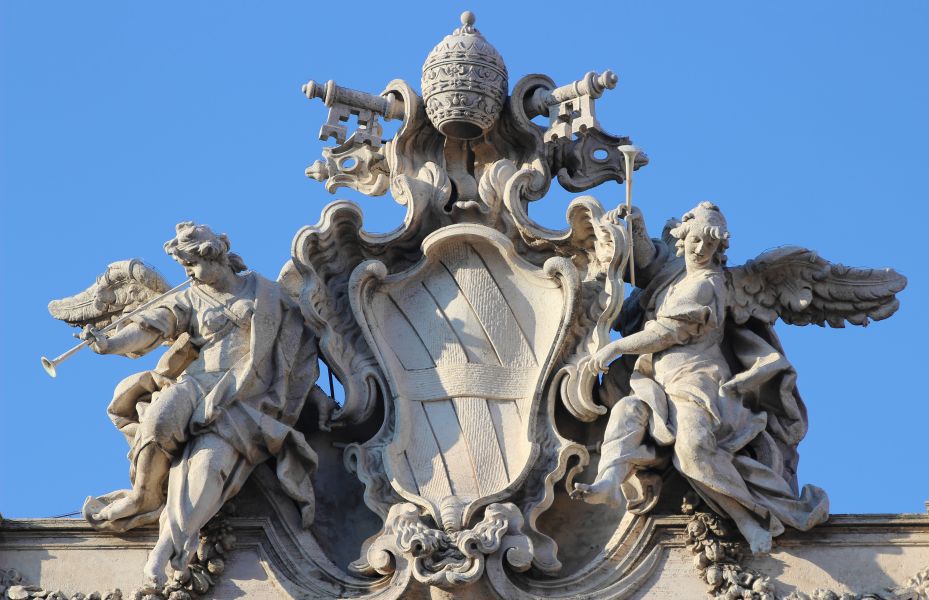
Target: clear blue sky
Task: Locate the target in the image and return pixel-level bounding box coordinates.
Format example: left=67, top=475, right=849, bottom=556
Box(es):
left=1, top=1, right=927, bottom=519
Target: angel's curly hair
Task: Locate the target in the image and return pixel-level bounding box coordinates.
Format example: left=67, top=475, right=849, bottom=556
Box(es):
left=669, top=201, right=730, bottom=266
left=164, top=221, right=247, bottom=273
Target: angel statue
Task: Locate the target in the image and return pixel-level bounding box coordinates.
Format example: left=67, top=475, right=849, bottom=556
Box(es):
left=47, top=222, right=336, bottom=588
left=571, top=201, right=906, bottom=554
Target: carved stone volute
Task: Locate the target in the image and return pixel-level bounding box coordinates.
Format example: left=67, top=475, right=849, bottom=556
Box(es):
left=28, top=11, right=919, bottom=600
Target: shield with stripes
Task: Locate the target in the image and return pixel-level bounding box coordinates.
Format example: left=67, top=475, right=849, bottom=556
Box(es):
left=351, top=224, right=576, bottom=529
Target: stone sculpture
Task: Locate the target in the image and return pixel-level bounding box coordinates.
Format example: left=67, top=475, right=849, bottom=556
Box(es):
left=570, top=202, right=905, bottom=554
left=33, top=11, right=914, bottom=600
left=48, top=222, right=334, bottom=590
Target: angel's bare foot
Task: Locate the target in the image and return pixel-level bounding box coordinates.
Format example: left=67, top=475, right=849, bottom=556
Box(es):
left=746, top=528, right=773, bottom=555
left=571, top=479, right=623, bottom=507
left=92, top=491, right=160, bottom=522
left=142, top=541, right=171, bottom=589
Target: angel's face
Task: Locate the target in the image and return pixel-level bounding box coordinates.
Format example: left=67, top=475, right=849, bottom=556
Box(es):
left=684, top=231, right=719, bottom=270
left=178, top=256, right=226, bottom=286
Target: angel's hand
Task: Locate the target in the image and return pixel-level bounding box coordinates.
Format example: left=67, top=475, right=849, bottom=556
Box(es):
left=311, top=386, right=345, bottom=432
left=80, top=325, right=110, bottom=354
left=323, top=413, right=348, bottom=432
left=569, top=483, right=592, bottom=501
left=606, top=204, right=644, bottom=227
left=319, top=408, right=349, bottom=433
left=590, top=345, right=619, bottom=373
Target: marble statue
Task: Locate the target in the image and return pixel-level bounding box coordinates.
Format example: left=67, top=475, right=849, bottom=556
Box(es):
left=31, top=11, right=917, bottom=600
left=571, top=202, right=905, bottom=554
left=48, top=222, right=335, bottom=589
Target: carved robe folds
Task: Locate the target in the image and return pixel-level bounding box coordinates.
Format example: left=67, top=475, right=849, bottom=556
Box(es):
left=600, top=240, right=829, bottom=538
left=89, top=273, right=321, bottom=562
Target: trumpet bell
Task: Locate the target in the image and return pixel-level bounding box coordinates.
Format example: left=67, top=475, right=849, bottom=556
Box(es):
left=41, top=356, right=58, bottom=378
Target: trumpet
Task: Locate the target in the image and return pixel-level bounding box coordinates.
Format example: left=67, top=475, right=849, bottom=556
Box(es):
left=618, top=144, right=642, bottom=288
left=41, top=278, right=193, bottom=378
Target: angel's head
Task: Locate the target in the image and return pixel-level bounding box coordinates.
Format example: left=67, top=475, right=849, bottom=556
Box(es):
left=164, top=222, right=247, bottom=285
left=670, top=202, right=730, bottom=269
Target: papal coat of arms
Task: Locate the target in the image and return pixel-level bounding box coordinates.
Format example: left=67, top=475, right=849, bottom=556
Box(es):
left=35, top=11, right=915, bottom=600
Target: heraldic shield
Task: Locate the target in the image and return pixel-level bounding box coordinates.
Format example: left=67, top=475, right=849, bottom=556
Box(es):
left=352, top=223, right=576, bottom=523
left=347, top=223, right=582, bottom=585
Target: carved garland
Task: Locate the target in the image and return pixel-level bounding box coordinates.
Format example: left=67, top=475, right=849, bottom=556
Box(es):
left=0, top=505, right=236, bottom=600
left=682, top=494, right=928, bottom=600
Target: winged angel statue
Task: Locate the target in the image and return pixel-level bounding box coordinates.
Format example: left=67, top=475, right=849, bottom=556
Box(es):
left=37, top=11, right=912, bottom=598
left=47, top=223, right=336, bottom=589
left=571, top=202, right=906, bottom=554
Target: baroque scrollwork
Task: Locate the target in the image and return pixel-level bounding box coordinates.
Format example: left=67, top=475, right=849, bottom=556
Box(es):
left=361, top=502, right=532, bottom=588
left=31, top=9, right=916, bottom=600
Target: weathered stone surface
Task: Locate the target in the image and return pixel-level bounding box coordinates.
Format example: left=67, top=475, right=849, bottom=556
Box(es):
left=41, top=224, right=331, bottom=595
left=3, top=508, right=928, bottom=599
left=9, top=9, right=918, bottom=600
left=571, top=201, right=904, bottom=555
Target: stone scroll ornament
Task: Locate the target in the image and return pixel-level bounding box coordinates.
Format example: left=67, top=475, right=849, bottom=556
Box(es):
left=40, top=10, right=909, bottom=600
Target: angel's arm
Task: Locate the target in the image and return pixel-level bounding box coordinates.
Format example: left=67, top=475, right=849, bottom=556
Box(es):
left=594, top=280, right=717, bottom=370
left=83, top=322, right=162, bottom=356
left=628, top=209, right=658, bottom=272
left=599, top=323, right=678, bottom=359
left=606, top=205, right=659, bottom=281
left=82, top=303, right=186, bottom=357
left=591, top=320, right=681, bottom=371
left=49, top=259, right=177, bottom=357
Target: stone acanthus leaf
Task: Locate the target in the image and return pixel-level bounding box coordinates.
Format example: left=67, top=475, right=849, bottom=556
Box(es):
left=362, top=502, right=532, bottom=588
left=25, top=11, right=918, bottom=600
left=282, top=58, right=646, bottom=588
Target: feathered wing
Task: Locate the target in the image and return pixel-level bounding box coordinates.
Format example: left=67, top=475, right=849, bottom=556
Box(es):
left=727, top=246, right=907, bottom=328
left=48, top=259, right=170, bottom=330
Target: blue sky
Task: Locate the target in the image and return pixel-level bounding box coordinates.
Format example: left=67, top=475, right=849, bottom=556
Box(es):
left=1, top=1, right=927, bottom=519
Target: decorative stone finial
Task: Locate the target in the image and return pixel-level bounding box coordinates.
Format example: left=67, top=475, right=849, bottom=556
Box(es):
left=459, top=10, right=476, bottom=32
left=421, top=11, right=508, bottom=140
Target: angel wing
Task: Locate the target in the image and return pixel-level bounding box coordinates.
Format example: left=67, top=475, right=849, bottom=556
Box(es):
left=727, top=246, right=906, bottom=328
left=48, top=259, right=170, bottom=330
